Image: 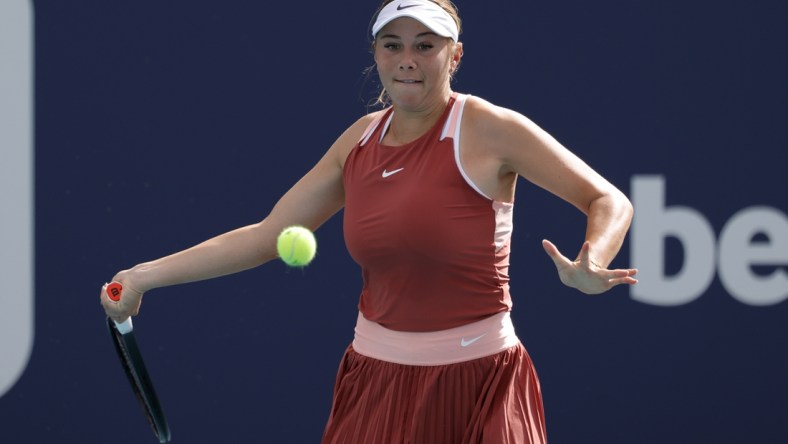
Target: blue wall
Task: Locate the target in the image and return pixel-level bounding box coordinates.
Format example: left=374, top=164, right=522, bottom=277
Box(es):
left=1, top=1, right=786, bottom=442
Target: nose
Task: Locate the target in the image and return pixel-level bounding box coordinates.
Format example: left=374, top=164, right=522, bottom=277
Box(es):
left=398, top=49, right=416, bottom=71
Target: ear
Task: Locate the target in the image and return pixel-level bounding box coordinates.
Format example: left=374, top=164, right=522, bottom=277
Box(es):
left=371, top=40, right=379, bottom=63
left=452, top=42, right=463, bottom=64
left=450, top=42, right=463, bottom=72
left=453, top=41, right=464, bottom=61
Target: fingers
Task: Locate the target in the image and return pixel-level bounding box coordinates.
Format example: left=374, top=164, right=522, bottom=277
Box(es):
left=100, top=281, right=140, bottom=323
left=607, top=276, right=639, bottom=287
left=608, top=268, right=638, bottom=278
left=578, top=240, right=591, bottom=257
left=541, top=239, right=568, bottom=264
left=605, top=268, right=639, bottom=287
left=575, top=241, right=605, bottom=269
left=541, top=239, right=558, bottom=256
left=543, top=239, right=639, bottom=293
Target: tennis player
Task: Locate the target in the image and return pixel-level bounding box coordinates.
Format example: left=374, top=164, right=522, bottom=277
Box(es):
left=101, top=1, right=638, bottom=442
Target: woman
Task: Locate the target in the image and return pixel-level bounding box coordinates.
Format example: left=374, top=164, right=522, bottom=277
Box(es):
left=101, top=1, right=638, bottom=442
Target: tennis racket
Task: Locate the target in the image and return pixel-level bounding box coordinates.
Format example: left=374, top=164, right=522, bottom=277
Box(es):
left=106, top=282, right=171, bottom=443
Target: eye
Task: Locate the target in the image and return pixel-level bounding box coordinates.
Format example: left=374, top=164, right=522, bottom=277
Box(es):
left=417, top=42, right=434, bottom=51
left=383, top=42, right=401, bottom=51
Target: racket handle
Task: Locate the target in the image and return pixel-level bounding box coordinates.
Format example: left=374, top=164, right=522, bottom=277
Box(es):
left=105, top=282, right=134, bottom=334
left=106, top=282, right=124, bottom=302
left=114, top=317, right=134, bottom=334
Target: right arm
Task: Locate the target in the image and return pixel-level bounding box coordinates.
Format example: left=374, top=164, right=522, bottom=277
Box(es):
left=101, top=113, right=378, bottom=322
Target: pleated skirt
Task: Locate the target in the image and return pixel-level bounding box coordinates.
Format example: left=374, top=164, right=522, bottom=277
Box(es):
left=321, top=343, right=547, bottom=444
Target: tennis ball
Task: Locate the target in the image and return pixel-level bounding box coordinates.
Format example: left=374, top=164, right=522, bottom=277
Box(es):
left=276, top=225, right=317, bottom=267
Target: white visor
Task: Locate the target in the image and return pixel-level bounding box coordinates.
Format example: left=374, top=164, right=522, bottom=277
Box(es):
left=372, top=0, right=459, bottom=42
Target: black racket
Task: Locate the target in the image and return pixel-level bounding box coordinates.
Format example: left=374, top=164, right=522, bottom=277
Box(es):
left=106, top=282, right=171, bottom=443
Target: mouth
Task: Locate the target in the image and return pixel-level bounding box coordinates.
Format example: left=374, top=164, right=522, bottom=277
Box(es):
left=395, top=79, right=423, bottom=85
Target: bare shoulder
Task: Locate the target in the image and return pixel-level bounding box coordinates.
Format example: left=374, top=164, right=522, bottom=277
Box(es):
left=330, top=110, right=387, bottom=168
left=463, top=95, right=510, bottom=120
left=461, top=94, right=590, bottom=185
left=462, top=95, right=539, bottom=143
left=461, top=95, right=550, bottom=168
left=343, top=110, right=386, bottom=141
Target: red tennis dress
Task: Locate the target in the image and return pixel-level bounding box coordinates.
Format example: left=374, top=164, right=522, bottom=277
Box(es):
left=323, top=93, right=547, bottom=443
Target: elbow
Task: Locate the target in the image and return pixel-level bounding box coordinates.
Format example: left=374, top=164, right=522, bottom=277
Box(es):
left=580, top=183, right=634, bottom=230
left=615, top=188, right=634, bottom=227
left=590, top=187, right=633, bottom=226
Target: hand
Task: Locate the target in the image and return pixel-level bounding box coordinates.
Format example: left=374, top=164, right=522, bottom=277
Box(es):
left=100, top=273, right=144, bottom=323
left=542, top=239, right=638, bottom=294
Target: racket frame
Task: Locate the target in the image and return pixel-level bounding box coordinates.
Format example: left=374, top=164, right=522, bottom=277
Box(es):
left=108, top=316, right=171, bottom=443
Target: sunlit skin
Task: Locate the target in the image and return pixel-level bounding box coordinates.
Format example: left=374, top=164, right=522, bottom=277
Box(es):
left=101, top=13, right=637, bottom=324
left=373, top=17, right=463, bottom=145
left=370, top=19, right=636, bottom=294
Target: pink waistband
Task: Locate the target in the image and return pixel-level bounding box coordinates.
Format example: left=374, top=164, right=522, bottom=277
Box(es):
left=352, top=311, right=520, bottom=366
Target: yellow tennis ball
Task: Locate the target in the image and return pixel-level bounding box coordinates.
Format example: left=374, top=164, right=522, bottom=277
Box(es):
left=276, top=225, right=317, bottom=267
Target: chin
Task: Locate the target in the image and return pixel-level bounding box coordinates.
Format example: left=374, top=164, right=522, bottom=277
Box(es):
left=389, top=89, right=427, bottom=108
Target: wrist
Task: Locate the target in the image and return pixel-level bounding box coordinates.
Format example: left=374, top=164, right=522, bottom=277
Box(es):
left=574, top=257, right=604, bottom=269
left=113, top=266, right=150, bottom=294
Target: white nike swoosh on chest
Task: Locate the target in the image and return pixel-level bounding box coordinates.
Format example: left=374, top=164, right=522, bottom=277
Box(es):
left=382, top=167, right=405, bottom=178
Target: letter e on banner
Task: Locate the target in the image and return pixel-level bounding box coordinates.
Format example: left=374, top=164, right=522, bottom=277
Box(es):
left=718, top=207, right=788, bottom=306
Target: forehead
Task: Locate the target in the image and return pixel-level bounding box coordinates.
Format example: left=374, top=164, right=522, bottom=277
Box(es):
left=377, top=16, right=435, bottom=38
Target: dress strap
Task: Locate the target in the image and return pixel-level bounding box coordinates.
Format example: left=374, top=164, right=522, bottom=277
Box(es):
left=440, top=93, right=469, bottom=141
left=358, top=109, right=392, bottom=146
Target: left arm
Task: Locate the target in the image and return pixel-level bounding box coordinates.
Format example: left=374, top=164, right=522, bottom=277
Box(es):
left=463, top=97, right=637, bottom=294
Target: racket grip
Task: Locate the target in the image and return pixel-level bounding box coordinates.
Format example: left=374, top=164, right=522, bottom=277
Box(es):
left=114, top=317, right=134, bottom=334
left=106, top=282, right=134, bottom=333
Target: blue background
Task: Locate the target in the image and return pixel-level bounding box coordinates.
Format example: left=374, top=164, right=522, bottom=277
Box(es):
left=3, top=0, right=787, bottom=442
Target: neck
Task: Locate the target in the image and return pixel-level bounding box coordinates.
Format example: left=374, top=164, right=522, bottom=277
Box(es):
left=387, top=90, right=452, bottom=145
